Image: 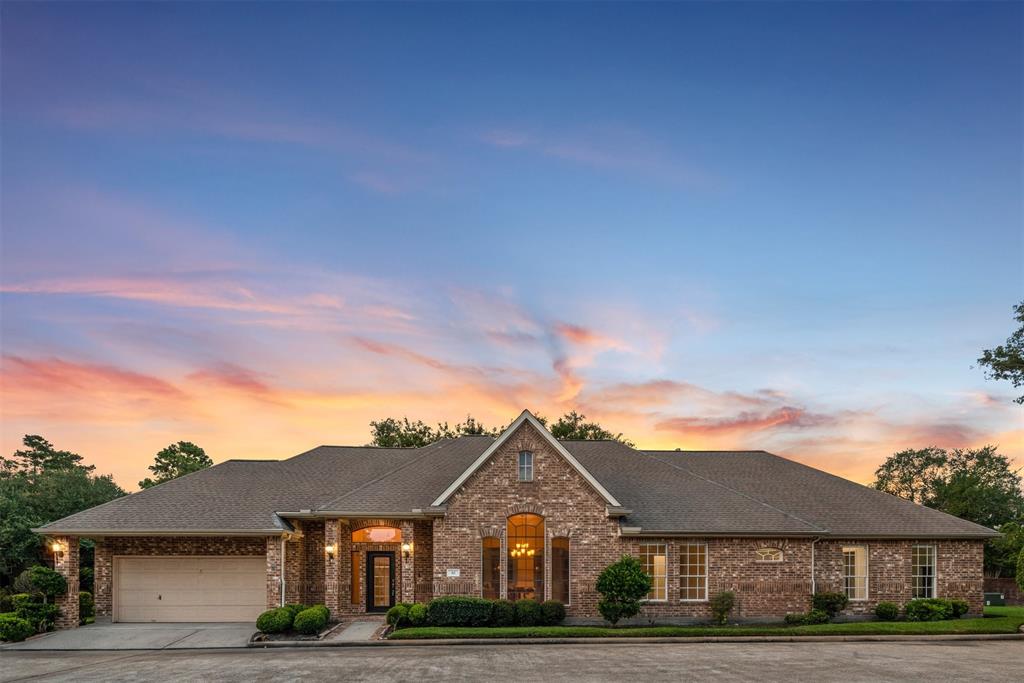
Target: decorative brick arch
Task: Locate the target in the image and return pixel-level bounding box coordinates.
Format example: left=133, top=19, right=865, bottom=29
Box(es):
left=506, top=502, right=545, bottom=517
left=547, top=525, right=574, bottom=539
left=349, top=518, right=404, bottom=532
left=478, top=524, right=504, bottom=539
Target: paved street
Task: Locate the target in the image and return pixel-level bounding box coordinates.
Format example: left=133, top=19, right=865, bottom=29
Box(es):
left=2, top=641, right=1022, bottom=682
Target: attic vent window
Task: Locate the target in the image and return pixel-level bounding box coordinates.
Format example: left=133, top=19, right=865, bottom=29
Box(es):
left=518, top=451, right=534, bottom=482
left=756, top=548, right=784, bottom=562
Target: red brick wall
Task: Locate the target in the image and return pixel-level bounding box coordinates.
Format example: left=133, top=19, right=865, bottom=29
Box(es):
left=53, top=536, right=80, bottom=629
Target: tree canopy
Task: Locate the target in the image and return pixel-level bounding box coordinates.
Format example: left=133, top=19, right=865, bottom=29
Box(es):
left=368, top=412, right=633, bottom=448
left=0, top=436, right=125, bottom=584
left=978, top=301, right=1024, bottom=404
left=139, top=441, right=213, bottom=489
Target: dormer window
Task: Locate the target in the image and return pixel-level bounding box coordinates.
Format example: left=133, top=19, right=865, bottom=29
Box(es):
left=518, top=451, right=534, bottom=481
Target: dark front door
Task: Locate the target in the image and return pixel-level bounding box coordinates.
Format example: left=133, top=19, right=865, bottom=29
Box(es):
left=365, top=551, right=395, bottom=612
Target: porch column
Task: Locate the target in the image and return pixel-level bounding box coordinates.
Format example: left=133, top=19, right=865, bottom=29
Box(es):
left=94, top=540, right=113, bottom=621
left=53, top=536, right=80, bottom=629
left=324, top=519, right=342, bottom=619
left=266, top=537, right=283, bottom=609
left=400, top=520, right=415, bottom=603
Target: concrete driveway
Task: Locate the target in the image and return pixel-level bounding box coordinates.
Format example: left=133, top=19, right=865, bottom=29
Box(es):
left=0, top=622, right=254, bottom=650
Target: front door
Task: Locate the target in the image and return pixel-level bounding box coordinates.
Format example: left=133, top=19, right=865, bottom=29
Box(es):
left=365, top=551, right=395, bottom=612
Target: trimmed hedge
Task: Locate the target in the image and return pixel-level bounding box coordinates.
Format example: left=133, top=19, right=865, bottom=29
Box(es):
left=408, top=603, right=428, bottom=626
left=784, top=609, right=830, bottom=626
left=515, top=599, right=543, bottom=626
left=811, top=592, right=849, bottom=619
left=490, top=599, right=516, bottom=627
left=874, top=601, right=899, bottom=621
left=11, top=594, right=59, bottom=633
left=904, top=598, right=963, bottom=622
left=949, top=599, right=970, bottom=618
left=256, top=607, right=293, bottom=633
left=540, top=600, right=566, bottom=626
left=426, top=597, right=493, bottom=627
left=283, top=604, right=309, bottom=620
left=0, top=614, right=35, bottom=643
left=293, top=605, right=329, bottom=635
left=386, top=604, right=410, bottom=628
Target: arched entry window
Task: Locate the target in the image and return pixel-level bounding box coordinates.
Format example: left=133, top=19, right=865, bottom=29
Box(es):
left=351, top=526, right=402, bottom=543
left=507, top=513, right=544, bottom=601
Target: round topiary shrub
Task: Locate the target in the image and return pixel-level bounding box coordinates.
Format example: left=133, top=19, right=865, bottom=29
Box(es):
left=514, top=599, right=543, bottom=626
left=256, top=607, right=293, bottom=633
left=0, top=614, right=35, bottom=643
left=489, top=599, right=516, bottom=626
left=874, top=601, right=899, bottom=621
left=386, top=604, right=410, bottom=628
left=408, top=603, right=428, bottom=626
left=27, top=566, right=68, bottom=603
left=595, top=555, right=653, bottom=626
left=283, top=604, right=309, bottom=620
left=540, top=600, right=566, bottom=626
left=293, top=605, right=329, bottom=635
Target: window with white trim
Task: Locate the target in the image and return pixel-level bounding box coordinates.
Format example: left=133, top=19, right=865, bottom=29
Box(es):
left=518, top=451, right=533, bottom=481
left=842, top=546, right=868, bottom=600
left=639, top=543, right=667, bottom=601
left=912, top=545, right=936, bottom=598
left=680, top=543, right=707, bottom=601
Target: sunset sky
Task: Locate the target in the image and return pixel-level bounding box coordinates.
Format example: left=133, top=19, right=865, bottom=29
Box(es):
left=2, top=3, right=1021, bottom=490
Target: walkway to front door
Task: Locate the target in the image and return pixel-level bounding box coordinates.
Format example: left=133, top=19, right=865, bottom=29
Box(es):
left=365, top=551, right=394, bottom=612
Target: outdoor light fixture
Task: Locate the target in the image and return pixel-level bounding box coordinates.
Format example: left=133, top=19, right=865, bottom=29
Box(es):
left=49, top=540, right=64, bottom=561
left=402, top=542, right=413, bottom=559
left=325, top=543, right=336, bottom=560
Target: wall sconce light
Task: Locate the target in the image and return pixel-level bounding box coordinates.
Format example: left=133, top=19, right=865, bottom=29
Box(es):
left=402, top=542, right=413, bottom=559
left=325, top=543, right=336, bottom=560
left=50, top=540, right=65, bottom=562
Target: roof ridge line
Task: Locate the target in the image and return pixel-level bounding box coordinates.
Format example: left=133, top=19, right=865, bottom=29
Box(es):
left=643, top=451, right=828, bottom=534
left=314, top=439, right=455, bottom=511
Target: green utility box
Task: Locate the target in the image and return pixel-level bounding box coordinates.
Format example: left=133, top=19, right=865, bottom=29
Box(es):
left=983, top=592, right=1005, bottom=606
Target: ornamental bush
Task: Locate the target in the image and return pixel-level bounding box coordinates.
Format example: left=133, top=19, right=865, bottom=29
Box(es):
left=949, top=598, right=970, bottom=618
left=540, top=600, right=566, bottom=626
left=784, top=609, right=830, bottom=626
left=293, top=605, right=329, bottom=635
left=283, top=604, right=309, bottom=620
left=0, top=614, right=35, bottom=643
left=256, top=607, right=293, bottom=633
left=11, top=594, right=59, bottom=633
left=408, top=603, right=428, bottom=627
left=386, top=604, right=410, bottom=628
left=811, top=592, right=848, bottom=619
left=425, top=596, right=494, bottom=627
left=595, top=555, right=653, bottom=626
left=514, top=599, right=543, bottom=626
left=904, top=598, right=954, bottom=622
left=1017, top=548, right=1024, bottom=592
left=709, top=591, right=735, bottom=625
left=489, top=599, right=516, bottom=626
left=874, top=601, right=899, bottom=621
left=79, top=591, right=95, bottom=623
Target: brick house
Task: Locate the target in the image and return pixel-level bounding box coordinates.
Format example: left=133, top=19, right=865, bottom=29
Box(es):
left=35, top=410, right=995, bottom=628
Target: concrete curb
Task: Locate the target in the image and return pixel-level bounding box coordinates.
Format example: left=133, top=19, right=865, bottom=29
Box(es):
left=246, top=632, right=1024, bottom=648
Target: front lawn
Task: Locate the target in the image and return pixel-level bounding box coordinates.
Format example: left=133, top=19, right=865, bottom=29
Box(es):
left=388, top=606, right=1024, bottom=639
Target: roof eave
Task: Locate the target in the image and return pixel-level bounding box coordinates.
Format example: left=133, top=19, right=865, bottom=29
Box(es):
left=31, top=528, right=286, bottom=537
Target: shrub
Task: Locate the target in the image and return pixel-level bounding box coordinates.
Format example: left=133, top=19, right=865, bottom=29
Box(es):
left=27, top=566, right=68, bottom=603
left=904, top=598, right=954, bottom=622
left=1018, top=548, right=1024, bottom=592
left=0, top=590, right=13, bottom=613
left=256, top=607, right=293, bottom=633
left=12, top=570, right=36, bottom=595
left=79, top=591, right=95, bottom=623
left=0, top=614, right=35, bottom=643
left=515, top=599, right=543, bottom=626
left=811, top=592, right=848, bottom=619
left=784, top=609, right=829, bottom=626
left=489, top=599, right=516, bottom=626
left=784, top=612, right=807, bottom=625
left=540, top=600, right=566, bottom=626
left=283, top=603, right=309, bottom=620
left=408, top=603, right=428, bottom=627
left=386, top=604, right=410, bottom=628
left=874, top=601, right=899, bottom=621
left=11, top=594, right=59, bottom=633
left=709, top=591, right=735, bottom=625
left=949, top=598, right=970, bottom=618
left=595, top=555, right=653, bottom=626
left=293, top=605, right=329, bottom=635
left=425, top=596, right=494, bottom=627
left=79, top=566, right=95, bottom=594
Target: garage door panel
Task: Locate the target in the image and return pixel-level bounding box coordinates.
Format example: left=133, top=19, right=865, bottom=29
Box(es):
left=115, top=556, right=265, bottom=622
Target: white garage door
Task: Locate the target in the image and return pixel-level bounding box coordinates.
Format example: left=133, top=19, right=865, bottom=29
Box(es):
left=115, top=556, right=266, bottom=622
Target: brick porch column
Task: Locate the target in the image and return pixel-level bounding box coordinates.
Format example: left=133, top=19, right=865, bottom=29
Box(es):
left=266, top=536, right=283, bottom=609
left=53, top=536, right=80, bottom=629
left=94, top=540, right=113, bottom=621
left=400, top=521, right=415, bottom=603
left=324, top=519, right=342, bottom=618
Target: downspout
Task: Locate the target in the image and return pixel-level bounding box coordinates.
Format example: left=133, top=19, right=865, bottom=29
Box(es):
left=810, top=536, right=821, bottom=595
left=280, top=536, right=287, bottom=607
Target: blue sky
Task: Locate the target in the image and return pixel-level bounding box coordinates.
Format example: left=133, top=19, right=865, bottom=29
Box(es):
left=1, top=2, right=1021, bottom=488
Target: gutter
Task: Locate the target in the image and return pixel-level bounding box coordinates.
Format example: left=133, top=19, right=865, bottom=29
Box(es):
left=811, top=536, right=821, bottom=594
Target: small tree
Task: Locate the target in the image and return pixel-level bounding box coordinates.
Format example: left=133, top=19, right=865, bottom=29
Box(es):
left=27, top=566, right=67, bottom=604
left=595, top=555, right=652, bottom=626
left=710, top=591, right=735, bottom=625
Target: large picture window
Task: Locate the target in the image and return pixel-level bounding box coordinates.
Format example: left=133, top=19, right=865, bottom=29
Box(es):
left=680, top=543, right=707, bottom=601
left=351, top=526, right=402, bottom=543
left=551, top=537, right=570, bottom=604
left=843, top=546, right=868, bottom=600
left=639, top=543, right=667, bottom=601
left=482, top=537, right=501, bottom=599
left=507, top=513, right=544, bottom=601
left=912, top=545, right=936, bottom=599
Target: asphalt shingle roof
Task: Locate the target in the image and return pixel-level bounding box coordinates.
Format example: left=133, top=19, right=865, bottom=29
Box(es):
left=37, top=436, right=996, bottom=538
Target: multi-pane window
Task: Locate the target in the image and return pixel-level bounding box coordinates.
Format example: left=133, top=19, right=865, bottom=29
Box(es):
left=842, top=546, right=868, bottom=600
left=507, top=513, right=544, bottom=601
left=518, top=451, right=534, bottom=481
left=912, top=545, right=936, bottom=599
left=756, top=548, right=783, bottom=562
left=639, top=544, right=667, bottom=601
left=482, top=537, right=501, bottom=599
left=680, top=543, right=707, bottom=601
left=551, top=537, right=570, bottom=604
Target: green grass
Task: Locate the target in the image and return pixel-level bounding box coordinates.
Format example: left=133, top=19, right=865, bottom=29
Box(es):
left=388, top=606, right=1024, bottom=639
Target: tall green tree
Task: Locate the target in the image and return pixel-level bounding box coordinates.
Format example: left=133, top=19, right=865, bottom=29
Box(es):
left=548, top=411, right=635, bottom=446
left=368, top=412, right=632, bottom=447
left=978, top=301, right=1024, bottom=404
left=0, top=436, right=125, bottom=585
left=873, top=445, right=1024, bottom=574
left=138, top=442, right=213, bottom=489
